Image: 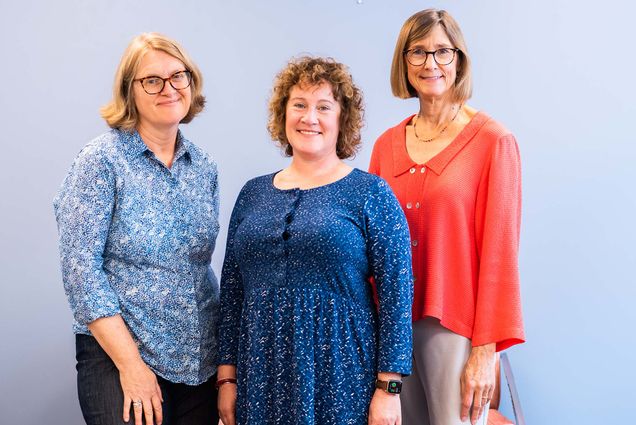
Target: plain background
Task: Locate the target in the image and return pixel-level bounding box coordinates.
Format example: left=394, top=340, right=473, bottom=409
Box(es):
left=1, top=0, right=634, bottom=423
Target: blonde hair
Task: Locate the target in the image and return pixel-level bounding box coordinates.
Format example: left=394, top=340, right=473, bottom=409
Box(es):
left=390, top=9, right=472, bottom=102
left=100, top=33, right=205, bottom=130
left=267, top=56, right=364, bottom=160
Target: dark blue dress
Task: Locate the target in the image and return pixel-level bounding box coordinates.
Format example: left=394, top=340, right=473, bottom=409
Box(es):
left=218, top=168, right=413, bottom=424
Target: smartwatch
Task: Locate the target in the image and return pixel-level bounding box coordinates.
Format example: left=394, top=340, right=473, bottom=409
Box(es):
left=375, top=379, right=403, bottom=394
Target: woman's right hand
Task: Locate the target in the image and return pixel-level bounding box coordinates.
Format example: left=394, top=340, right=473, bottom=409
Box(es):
left=120, top=361, right=163, bottom=425
left=218, top=383, right=237, bottom=425
left=87, top=316, right=164, bottom=425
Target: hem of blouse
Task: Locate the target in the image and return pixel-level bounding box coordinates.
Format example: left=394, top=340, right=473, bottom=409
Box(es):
left=415, top=313, right=525, bottom=351
left=146, top=360, right=216, bottom=386
left=72, top=331, right=217, bottom=386
left=135, top=345, right=218, bottom=386
left=413, top=311, right=474, bottom=340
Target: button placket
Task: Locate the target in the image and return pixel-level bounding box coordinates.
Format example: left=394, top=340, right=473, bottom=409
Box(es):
left=280, top=190, right=300, bottom=286
left=283, top=214, right=293, bottom=240
left=405, top=165, right=421, bottom=211
left=282, top=190, right=300, bottom=243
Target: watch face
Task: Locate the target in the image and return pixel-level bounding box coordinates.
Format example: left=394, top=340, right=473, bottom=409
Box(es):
left=387, top=380, right=402, bottom=394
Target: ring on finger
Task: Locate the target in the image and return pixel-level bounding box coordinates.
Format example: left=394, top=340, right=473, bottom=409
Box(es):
left=132, top=400, right=143, bottom=408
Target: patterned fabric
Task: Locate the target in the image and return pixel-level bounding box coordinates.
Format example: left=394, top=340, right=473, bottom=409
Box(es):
left=54, top=128, right=220, bottom=385
left=218, top=168, right=413, bottom=425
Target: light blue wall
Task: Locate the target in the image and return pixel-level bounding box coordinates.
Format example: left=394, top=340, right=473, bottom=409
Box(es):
left=1, top=1, right=634, bottom=423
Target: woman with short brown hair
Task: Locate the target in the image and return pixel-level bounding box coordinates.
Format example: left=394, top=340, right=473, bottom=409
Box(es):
left=370, top=9, right=525, bottom=425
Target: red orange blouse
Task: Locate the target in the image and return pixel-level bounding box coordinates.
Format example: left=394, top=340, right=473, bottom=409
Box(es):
left=369, top=112, right=524, bottom=351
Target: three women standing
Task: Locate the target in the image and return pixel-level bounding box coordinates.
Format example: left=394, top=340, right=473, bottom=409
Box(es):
left=369, top=9, right=525, bottom=425
left=55, top=10, right=524, bottom=425
left=55, top=33, right=219, bottom=425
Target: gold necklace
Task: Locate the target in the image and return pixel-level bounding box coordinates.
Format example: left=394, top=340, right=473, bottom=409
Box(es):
left=413, top=105, right=462, bottom=143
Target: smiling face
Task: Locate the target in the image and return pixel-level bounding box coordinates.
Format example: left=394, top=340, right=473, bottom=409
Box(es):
left=284, top=82, right=341, bottom=160
left=406, top=24, right=458, bottom=101
left=133, top=49, right=192, bottom=131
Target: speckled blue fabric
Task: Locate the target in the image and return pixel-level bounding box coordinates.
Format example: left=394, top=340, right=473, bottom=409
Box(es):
left=54, top=128, right=220, bottom=385
left=218, top=168, right=413, bottom=424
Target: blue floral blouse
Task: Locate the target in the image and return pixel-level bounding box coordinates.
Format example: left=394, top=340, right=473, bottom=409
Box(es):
left=54, top=128, right=220, bottom=385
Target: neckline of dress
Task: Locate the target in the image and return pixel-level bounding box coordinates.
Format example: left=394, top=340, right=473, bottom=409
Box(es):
left=271, top=167, right=359, bottom=193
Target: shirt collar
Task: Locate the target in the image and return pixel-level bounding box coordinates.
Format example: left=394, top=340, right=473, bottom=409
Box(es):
left=391, top=111, right=490, bottom=177
left=117, top=128, right=193, bottom=162
left=174, top=130, right=194, bottom=163
left=391, top=116, right=418, bottom=177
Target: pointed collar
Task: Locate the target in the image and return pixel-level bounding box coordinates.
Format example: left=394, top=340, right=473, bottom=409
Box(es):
left=391, top=115, right=418, bottom=176
left=391, top=111, right=491, bottom=176
left=117, top=128, right=193, bottom=162
left=173, top=130, right=194, bottom=162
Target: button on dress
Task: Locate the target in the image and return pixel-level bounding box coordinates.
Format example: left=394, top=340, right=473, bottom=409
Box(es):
left=218, top=169, right=413, bottom=424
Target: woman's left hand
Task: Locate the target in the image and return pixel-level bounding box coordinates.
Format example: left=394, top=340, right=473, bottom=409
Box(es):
left=460, top=342, right=496, bottom=424
left=368, top=389, right=401, bottom=425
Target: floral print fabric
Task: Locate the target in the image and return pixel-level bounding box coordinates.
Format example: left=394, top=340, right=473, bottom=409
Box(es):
left=54, top=128, right=220, bottom=385
left=218, top=169, right=413, bottom=424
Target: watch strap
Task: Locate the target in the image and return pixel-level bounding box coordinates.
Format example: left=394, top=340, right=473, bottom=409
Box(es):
left=375, top=379, right=403, bottom=394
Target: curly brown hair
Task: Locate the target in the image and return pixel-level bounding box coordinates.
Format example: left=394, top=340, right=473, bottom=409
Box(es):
left=267, top=56, right=364, bottom=159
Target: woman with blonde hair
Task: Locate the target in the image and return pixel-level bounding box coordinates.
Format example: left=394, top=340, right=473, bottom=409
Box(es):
left=54, top=33, right=219, bottom=425
left=369, top=9, right=525, bottom=425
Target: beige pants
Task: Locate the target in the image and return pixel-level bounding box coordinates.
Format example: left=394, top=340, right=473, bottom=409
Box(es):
left=401, top=317, right=489, bottom=425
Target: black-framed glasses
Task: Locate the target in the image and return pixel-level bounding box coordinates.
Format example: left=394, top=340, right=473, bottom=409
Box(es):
left=404, top=47, right=459, bottom=66
left=133, top=70, right=192, bottom=95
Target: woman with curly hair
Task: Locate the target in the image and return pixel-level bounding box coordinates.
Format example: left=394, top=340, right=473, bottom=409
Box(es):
left=216, top=56, right=413, bottom=425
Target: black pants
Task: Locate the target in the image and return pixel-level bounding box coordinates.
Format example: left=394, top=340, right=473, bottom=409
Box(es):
left=76, top=334, right=218, bottom=425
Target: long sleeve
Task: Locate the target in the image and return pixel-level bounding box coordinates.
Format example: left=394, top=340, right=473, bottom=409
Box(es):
left=54, top=145, right=121, bottom=326
left=472, top=133, right=525, bottom=351
left=217, top=186, right=247, bottom=366
left=365, top=179, right=413, bottom=375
